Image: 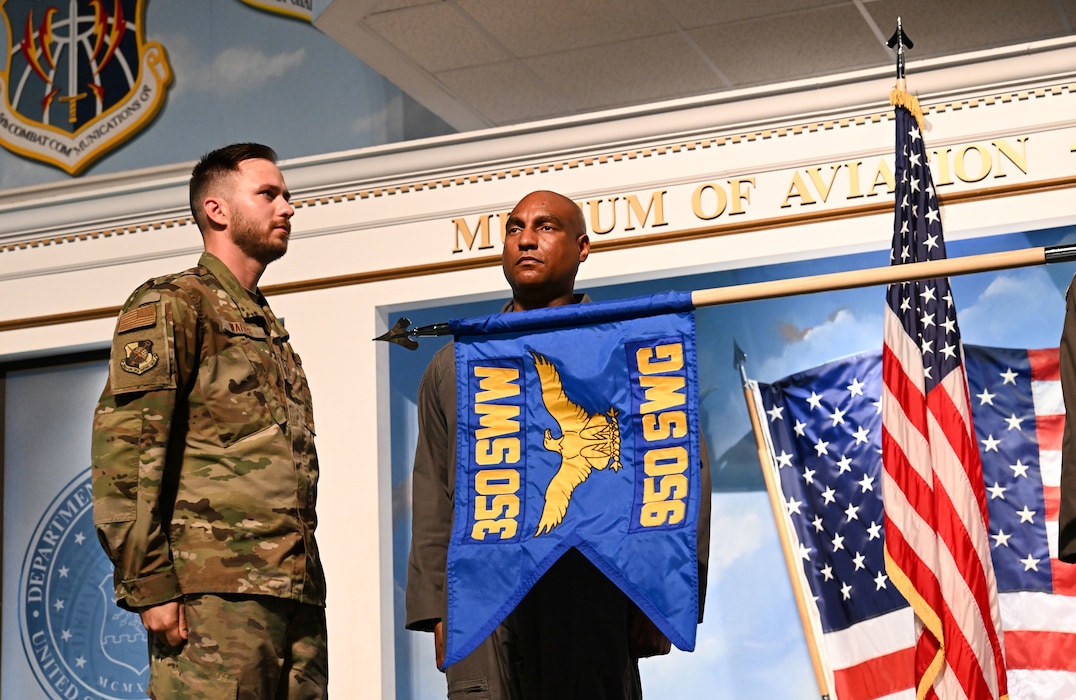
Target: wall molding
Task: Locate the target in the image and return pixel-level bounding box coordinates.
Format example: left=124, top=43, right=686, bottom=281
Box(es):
left=3, top=172, right=1071, bottom=334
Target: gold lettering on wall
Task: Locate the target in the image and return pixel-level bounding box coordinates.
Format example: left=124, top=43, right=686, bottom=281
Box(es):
left=448, top=135, right=1032, bottom=253
left=691, top=183, right=727, bottom=220
left=624, top=191, right=669, bottom=231
left=846, top=161, right=865, bottom=199
left=729, top=178, right=754, bottom=215
left=453, top=215, right=495, bottom=253
left=931, top=137, right=1029, bottom=186
left=953, top=144, right=992, bottom=183
left=453, top=212, right=510, bottom=253
left=806, top=166, right=842, bottom=203
left=781, top=171, right=816, bottom=207
left=992, top=137, right=1028, bottom=177
left=933, top=148, right=955, bottom=186
left=588, top=197, right=619, bottom=234
left=783, top=160, right=894, bottom=208
left=868, top=159, right=896, bottom=197
left=690, top=179, right=754, bottom=219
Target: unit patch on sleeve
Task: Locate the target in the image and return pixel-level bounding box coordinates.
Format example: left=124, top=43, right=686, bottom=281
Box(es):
left=120, top=339, right=158, bottom=375
left=109, top=300, right=174, bottom=394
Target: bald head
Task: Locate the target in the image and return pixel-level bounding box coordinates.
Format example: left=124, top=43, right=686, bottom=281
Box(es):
left=501, top=190, right=590, bottom=311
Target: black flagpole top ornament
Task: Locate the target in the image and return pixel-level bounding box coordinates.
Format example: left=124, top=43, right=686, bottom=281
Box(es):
left=373, top=317, right=450, bottom=350
left=732, top=339, right=749, bottom=386
left=886, top=17, right=913, bottom=80
left=732, top=340, right=747, bottom=372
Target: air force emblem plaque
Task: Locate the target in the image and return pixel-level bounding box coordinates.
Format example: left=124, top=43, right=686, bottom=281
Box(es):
left=0, top=0, right=172, bottom=174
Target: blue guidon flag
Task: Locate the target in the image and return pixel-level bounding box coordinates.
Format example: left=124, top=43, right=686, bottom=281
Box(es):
left=445, top=291, right=702, bottom=667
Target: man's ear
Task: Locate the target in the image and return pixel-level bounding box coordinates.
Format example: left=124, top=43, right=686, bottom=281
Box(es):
left=577, top=233, right=590, bottom=262
left=202, top=195, right=227, bottom=229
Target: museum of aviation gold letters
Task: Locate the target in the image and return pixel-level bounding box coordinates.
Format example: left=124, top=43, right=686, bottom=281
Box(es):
left=453, top=136, right=1030, bottom=254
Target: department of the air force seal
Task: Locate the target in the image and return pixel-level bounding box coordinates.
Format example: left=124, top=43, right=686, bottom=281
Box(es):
left=19, top=469, right=147, bottom=700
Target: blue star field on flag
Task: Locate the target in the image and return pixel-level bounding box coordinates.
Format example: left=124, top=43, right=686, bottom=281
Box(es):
left=888, top=107, right=963, bottom=395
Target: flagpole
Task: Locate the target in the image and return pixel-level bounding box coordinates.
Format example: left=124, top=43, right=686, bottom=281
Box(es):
left=376, top=244, right=1076, bottom=348
left=689, top=245, right=1063, bottom=309
left=882, top=20, right=1010, bottom=698
left=736, top=346, right=832, bottom=700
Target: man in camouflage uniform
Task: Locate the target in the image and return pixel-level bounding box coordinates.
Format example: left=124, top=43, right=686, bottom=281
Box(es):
left=92, top=143, right=327, bottom=699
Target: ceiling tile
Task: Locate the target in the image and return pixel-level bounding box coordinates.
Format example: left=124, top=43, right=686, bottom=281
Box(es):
left=524, top=33, right=725, bottom=113
left=364, top=3, right=510, bottom=72
left=319, top=0, right=1076, bottom=131
left=1063, top=0, right=1076, bottom=27
left=661, top=0, right=848, bottom=29
left=435, top=61, right=574, bottom=124
left=457, top=0, right=679, bottom=57
left=360, top=0, right=434, bottom=12
left=689, top=5, right=889, bottom=87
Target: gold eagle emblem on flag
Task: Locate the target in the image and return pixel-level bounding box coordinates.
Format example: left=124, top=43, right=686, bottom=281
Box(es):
left=531, top=351, right=622, bottom=536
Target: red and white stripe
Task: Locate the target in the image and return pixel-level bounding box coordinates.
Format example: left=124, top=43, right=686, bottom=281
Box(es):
left=880, top=307, right=1008, bottom=700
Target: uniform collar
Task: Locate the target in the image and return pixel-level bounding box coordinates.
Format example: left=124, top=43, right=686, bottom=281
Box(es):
left=198, top=253, right=280, bottom=331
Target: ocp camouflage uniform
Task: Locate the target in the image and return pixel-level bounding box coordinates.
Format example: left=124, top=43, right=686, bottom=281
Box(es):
left=91, top=252, right=327, bottom=697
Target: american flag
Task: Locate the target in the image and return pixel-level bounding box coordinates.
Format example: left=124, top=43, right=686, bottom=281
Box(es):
left=880, top=96, right=1007, bottom=698
left=751, top=344, right=1076, bottom=700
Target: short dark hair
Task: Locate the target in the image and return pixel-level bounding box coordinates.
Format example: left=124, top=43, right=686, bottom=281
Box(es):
left=189, top=143, right=278, bottom=232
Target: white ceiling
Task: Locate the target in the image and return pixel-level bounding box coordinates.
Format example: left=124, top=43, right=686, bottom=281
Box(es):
left=316, top=0, right=1076, bottom=132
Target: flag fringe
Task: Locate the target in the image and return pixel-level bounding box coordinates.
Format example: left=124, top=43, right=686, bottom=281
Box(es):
left=884, top=549, right=945, bottom=700
left=890, top=85, right=925, bottom=130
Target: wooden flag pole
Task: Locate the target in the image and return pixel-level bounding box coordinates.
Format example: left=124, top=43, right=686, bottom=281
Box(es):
left=691, top=245, right=1059, bottom=309
left=740, top=370, right=833, bottom=700
left=376, top=244, right=1076, bottom=349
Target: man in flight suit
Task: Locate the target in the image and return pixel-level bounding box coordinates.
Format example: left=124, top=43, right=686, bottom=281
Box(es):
left=405, top=190, right=711, bottom=699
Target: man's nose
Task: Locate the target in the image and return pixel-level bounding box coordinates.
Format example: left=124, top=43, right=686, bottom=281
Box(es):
left=516, top=227, right=537, bottom=248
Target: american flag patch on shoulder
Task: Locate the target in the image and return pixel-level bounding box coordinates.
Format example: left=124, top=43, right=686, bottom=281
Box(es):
left=117, top=304, right=156, bottom=333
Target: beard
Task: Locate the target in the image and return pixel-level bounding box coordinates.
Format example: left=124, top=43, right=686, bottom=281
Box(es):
left=230, top=208, right=289, bottom=266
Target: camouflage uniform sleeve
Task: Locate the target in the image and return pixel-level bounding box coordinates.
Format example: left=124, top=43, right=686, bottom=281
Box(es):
left=91, top=285, right=195, bottom=610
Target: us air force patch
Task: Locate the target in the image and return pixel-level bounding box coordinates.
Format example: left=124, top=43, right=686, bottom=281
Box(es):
left=19, top=470, right=148, bottom=700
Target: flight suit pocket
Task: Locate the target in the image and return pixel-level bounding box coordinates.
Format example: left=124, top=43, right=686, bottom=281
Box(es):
left=448, top=678, right=491, bottom=699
